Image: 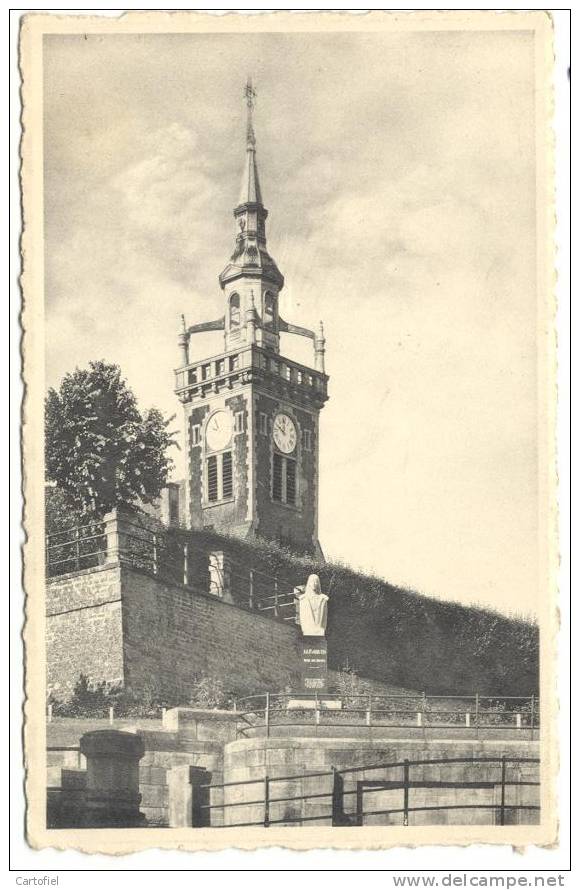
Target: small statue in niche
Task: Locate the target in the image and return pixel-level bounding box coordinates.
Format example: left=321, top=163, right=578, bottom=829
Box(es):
left=294, top=574, right=329, bottom=637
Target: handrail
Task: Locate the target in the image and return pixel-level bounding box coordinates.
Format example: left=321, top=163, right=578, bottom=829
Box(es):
left=232, top=691, right=540, bottom=739
left=190, top=754, right=540, bottom=828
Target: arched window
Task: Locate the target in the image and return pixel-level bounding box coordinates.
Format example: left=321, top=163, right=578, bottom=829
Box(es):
left=264, top=292, right=276, bottom=329
left=229, top=293, right=240, bottom=329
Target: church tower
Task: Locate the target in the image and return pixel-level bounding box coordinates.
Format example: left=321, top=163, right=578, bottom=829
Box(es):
left=175, top=80, right=328, bottom=556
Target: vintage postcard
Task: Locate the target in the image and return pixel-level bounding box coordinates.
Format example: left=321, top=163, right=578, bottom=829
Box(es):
left=20, top=10, right=558, bottom=854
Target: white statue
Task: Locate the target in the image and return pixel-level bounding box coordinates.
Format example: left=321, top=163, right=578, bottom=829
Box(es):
left=295, top=574, right=329, bottom=637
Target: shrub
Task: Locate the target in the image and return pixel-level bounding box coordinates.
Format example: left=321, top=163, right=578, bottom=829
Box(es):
left=188, top=676, right=230, bottom=710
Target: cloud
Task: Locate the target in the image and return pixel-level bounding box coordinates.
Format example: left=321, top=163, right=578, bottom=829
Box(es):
left=43, top=30, right=540, bottom=614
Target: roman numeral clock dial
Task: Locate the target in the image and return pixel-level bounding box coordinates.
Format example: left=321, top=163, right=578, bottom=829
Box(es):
left=205, top=410, right=233, bottom=452
left=273, top=413, right=297, bottom=454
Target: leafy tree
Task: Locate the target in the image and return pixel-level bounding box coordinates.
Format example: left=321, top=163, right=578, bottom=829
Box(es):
left=45, top=360, right=177, bottom=517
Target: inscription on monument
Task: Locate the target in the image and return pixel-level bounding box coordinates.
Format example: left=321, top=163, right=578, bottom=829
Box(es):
left=301, top=637, right=328, bottom=691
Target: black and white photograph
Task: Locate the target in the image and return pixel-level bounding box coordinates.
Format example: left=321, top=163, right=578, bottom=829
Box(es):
left=17, top=9, right=561, bottom=857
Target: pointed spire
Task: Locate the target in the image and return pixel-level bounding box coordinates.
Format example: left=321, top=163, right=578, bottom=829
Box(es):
left=238, top=77, right=263, bottom=206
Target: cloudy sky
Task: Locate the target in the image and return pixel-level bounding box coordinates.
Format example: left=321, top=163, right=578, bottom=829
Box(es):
left=43, top=27, right=539, bottom=616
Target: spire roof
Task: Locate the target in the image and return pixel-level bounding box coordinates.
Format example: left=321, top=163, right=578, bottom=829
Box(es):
left=219, top=79, right=283, bottom=291
left=238, top=77, right=263, bottom=207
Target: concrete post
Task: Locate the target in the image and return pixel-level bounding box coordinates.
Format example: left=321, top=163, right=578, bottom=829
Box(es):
left=178, top=330, right=190, bottom=368
left=79, top=730, right=145, bottom=827
left=208, top=551, right=233, bottom=602
left=314, top=321, right=325, bottom=373
left=103, top=509, right=122, bottom=565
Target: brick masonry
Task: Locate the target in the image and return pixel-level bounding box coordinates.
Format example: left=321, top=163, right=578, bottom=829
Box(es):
left=46, top=565, right=124, bottom=699
left=121, top=565, right=303, bottom=698
left=46, top=562, right=303, bottom=701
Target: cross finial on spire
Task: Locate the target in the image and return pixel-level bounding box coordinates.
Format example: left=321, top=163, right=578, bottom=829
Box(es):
left=245, top=76, right=257, bottom=148
left=245, top=76, right=256, bottom=109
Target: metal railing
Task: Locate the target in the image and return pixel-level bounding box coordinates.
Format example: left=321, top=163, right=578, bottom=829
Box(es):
left=46, top=515, right=299, bottom=624
left=233, top=692, right=539, bottom=740
left=195, top=754, right=540, bottom=828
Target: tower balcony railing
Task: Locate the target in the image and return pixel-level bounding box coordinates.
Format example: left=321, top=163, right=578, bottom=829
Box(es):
left=174, top=344, right=328, bottom=403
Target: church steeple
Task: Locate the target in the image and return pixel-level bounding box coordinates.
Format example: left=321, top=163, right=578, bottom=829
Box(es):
left=219, top=79, right=284, bottom=351
left=175, top=81, right=328, bottom=556
left=238, top=77, right=263, bottom=206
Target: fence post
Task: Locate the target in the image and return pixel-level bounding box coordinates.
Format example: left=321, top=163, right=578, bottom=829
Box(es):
left=109, top=706, right=114, bottom=726
left=103, top=509, right=121, bottom=565
left=499, top=755, right=507, bottom=825
left=273, top=579, right=279, bottom=617
left=331, top=767, right=341, bottom=825
left=366, top=694, right=372, bottom=727
left=47, top=703, right=53, bottom=724
left=249, top=570, right=254, bottom=610
left=75, top=526, right=80, bottom=572
left=265, top=693, right=270, bottom=738
left=263, top=775, right=270, bottom=827
left=314, top=691, right=320, bottom=726
left=465, top=712, right=470, bottom=728
left=152, top=533, right=158, bottom=575
left=516, top=713, right=522, bottom=729
left=416, top=711, right=422, bottom=727
left=403, top=760, right=410, bottom=826
left=183, top=542, right=188, bottom=586
left=530, top=694, right=535, bottom=739
left=475, top=693, right=480, bottom=728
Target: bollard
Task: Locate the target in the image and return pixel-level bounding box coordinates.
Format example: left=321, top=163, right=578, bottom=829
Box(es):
left=516, top=713, right=522, bottom=729
left=47, top=703, right=53, bottom=724
left=79, top=730, right=145, bottom=827
left=109, top=706, right=115, bottom=725
left=465, top=712, right=471, bottom=727
left=416, top=712, right=422, bottom=727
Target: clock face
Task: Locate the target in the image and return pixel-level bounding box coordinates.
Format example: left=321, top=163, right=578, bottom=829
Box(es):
left=205, top=410, right=233, bottom=452
left=273, top=413, right=297, bottom=454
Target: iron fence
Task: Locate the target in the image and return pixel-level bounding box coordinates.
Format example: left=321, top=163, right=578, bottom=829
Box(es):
left=46, top=517, right=299, bottom=623
left=195, top=754, right=540, bottom=828
left=233, top=692, right=539, bottom=739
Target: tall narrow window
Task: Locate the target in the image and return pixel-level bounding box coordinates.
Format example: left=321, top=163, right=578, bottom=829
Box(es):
left=206, top=452, right=233, bottom=503
left=272, top=454, right=297, bottom=505
left=264, top=292, right=276, bottom=328
left=229, top=293, right=241, bottom=328
left=273, top=453, right=284, bottom=502
left=285, top=459, right=296, bottom=506
left=222, top=452, right=233, bottom=499
left=207, top=455, right=219, bottom=502
left=234, top=411, right=245, bottom=434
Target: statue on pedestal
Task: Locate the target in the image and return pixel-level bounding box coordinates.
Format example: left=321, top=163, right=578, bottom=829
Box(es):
left=294, top=574, right=329, bottom=637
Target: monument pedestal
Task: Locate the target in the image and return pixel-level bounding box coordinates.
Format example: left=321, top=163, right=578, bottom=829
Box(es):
left=301, top=636, right=328, bottom=692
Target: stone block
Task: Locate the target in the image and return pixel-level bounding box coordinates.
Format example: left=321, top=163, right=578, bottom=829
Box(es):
left=140, top=784, right=168, bottom=808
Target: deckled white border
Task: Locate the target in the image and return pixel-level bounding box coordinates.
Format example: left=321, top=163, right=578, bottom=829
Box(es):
left=18, top=6, right=556, bottom=852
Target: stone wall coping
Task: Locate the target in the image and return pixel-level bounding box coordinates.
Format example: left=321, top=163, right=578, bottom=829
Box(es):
left=120, top=563, right=301, bottom=637
left=224, top=736, right=541, bottom=754
left=80, top=729, right=145, bottom=759
left=131, top=729, right=224, bottom=754
left=163, top=707, right=240, bottom=729
left=46, top=562, right=121, bottom=585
